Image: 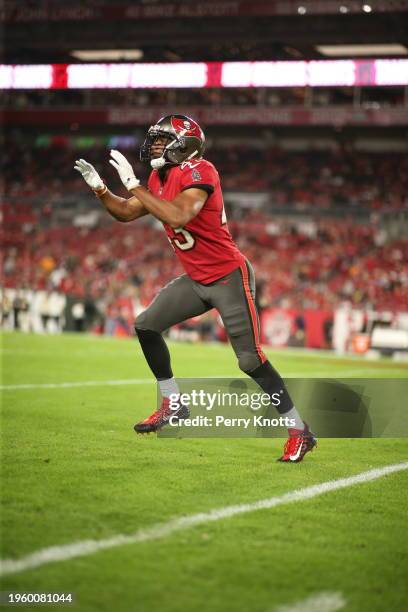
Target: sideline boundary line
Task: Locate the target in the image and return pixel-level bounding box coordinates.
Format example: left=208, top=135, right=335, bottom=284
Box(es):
left=0, top=379, right=152, bottom=390
left=2, top=370, right=405, bottom=391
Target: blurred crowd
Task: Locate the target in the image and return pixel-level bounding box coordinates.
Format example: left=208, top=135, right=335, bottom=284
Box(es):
left=211, top=146, right=408, bottom=210
left=3, top=140, right=408, bottom=212
left=2, top=210, right=407, bottom=325
left=2, top=140, right=407, bottom=337
left=232, top=212, right=407, bottom=312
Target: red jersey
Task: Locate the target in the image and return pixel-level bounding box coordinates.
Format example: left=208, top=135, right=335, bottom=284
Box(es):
left=147, top=159, right=245, bottom=284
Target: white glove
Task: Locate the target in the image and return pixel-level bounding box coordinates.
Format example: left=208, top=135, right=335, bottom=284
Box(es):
left=74, top=159, right=104, bottom=191
left=109, top=149, right=140, bottom=190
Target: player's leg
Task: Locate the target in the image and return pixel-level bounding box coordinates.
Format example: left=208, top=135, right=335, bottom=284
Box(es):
left=134, top=274, right=211, bottom=433
left=210, top=260, right=316, bottom=462
left=135, top=273, right=211, bottom=379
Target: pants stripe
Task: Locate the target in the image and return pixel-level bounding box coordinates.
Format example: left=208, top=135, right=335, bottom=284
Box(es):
left=239, top=262, right=267, bottom=364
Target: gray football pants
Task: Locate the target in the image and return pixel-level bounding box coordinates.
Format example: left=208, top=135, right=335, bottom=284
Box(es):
left=135, top=260, right=267, bottom=373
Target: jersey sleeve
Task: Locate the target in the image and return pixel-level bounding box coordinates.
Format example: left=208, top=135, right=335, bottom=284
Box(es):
left=179, top=161, right=217, bottom=196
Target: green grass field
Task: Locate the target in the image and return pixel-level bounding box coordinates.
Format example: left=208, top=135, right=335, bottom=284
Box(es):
left=1, top=331, right=407, bottom=612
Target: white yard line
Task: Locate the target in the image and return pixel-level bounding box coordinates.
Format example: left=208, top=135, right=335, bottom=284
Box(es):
left=275, top=591, right=346, bottom=612
left=1, top=461, right=407, bottom=577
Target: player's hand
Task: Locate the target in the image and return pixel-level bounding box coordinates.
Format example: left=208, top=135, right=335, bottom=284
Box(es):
left=74, top=159, right=104, bottom=191
left=109, top=149, right=140, bottom=190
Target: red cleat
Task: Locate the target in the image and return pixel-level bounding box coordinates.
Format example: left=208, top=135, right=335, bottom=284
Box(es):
left=278, top=422, right=317, bottom=463
left=134, top=397, right=190, bottom=434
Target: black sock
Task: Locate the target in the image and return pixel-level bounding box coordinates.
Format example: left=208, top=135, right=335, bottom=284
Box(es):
left=135, top=328, right=173, bottom=380
left=246, top=360, right=294, bottom=415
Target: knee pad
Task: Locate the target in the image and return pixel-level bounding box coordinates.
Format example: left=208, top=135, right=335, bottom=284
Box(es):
left=238, top=351, right=262, bottom=374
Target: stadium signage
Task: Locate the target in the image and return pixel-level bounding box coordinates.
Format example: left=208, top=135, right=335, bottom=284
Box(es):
left=1, top=60, right=408, bottom=89
left=3, top=107, right=407, bottom=128
left=3, top=1, right=406, bottom=22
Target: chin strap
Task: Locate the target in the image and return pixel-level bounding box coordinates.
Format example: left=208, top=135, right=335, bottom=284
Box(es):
left=151, top=156, right=166, bottom=169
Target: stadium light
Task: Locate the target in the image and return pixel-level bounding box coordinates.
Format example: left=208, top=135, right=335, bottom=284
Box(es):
left=71, top=50, right=144, bottom=61
left=362, top=4, right=372, bottom=12
left=316, top=45, right=408, bottom=57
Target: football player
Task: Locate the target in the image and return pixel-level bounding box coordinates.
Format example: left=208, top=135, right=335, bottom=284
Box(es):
left=74, top=114, right=316, bottom=462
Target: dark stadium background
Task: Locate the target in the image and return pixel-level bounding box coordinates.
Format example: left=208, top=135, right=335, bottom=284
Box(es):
left=2, top=0, right=407, bottom=356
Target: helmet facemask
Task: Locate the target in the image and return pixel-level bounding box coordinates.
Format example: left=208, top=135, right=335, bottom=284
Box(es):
left=140, top=126, right=178, bottom=169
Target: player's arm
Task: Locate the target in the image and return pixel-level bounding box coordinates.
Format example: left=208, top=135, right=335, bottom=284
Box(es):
left=74, top=158, right=149, bottom=223
left=97, top=189, right=148, bottom=222
left=129, top=185, right=207, bottom=228
left=109, top=149, right=207, bottom=227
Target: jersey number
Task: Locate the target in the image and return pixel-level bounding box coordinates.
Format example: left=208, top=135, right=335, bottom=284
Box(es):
left=171, top=227, right=195, bottom=251
left=170, top=200, right=225, bottom=252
